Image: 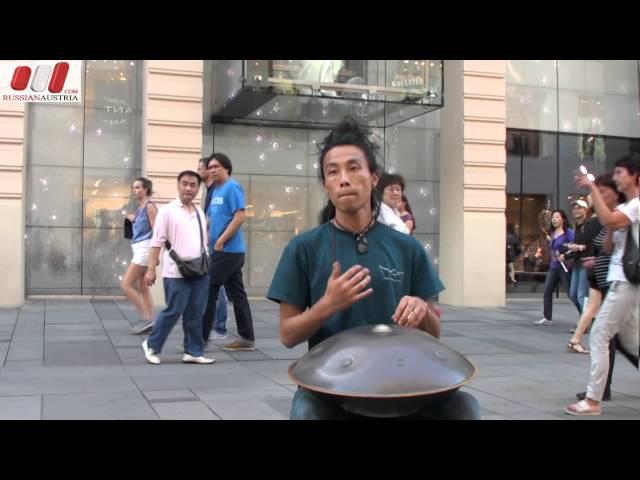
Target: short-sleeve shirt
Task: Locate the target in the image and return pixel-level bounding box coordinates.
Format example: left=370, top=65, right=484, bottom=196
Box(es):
left=267, top=221, right=445, bottom=349
left=207, top=178, right=246, bottom=253
left=150, top=199, right=208, bottom=279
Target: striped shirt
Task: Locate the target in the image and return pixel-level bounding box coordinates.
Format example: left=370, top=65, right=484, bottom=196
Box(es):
left=591, top=227, right=612, bottom=290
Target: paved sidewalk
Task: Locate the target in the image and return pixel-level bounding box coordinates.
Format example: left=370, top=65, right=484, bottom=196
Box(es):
left=0, top=297, right=638, bottom=419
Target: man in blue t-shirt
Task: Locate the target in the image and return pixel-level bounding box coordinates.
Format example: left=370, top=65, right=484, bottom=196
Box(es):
left=201, top=153, right=256, bottom=351
left=198, top=155, right=228, bottom=339
left=267, top=117, right=480, bottom=420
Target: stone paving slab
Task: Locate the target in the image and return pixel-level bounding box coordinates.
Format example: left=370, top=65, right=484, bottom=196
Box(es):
left=142, top=389, right=198, bottom=402
left=42, top=391, right=158, bottom=420
left=91, top=301, right=126, bottom=320
left=239, top=359, right=296, bottom=386
left=151, top=401, right=219, bottom=420
left=6, top=339, right=43, bottom=362
left=226, top=350, right=273, bottom=361
left=0, top=341, right=8, bottom=362
left=101, top=319, right=135, bottom=329
left=44, top=340, right=120, bottom=366
left=0, top=395, right=41, bottom=420
left=45, top=324, right=106, bottom=334
left=258, top=346, right=307, bottom=360
left=4, top=360, right=43, bottom=368
left=440, top=337, right=517, bottom=355
left=0, top=366, right=138, bottom=396
left=0, top=298, right=637, bottom=419
left=44, top=335, right=110, bottom=343
left=193, top=385, right=293, bottom=420
left=109, top=335, right=148, bottom=348
left=0, top=309, right=19, bottom=321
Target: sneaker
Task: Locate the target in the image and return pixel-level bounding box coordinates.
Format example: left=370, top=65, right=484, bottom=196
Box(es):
left=142, top=339, right=160, bottom=365
left=182, top=354, right=215, bottom=364
left=534, top=318, right=553, bottom=326
left=576, top=391, right=610, bottom=401
left=211, top=332, right=228, bottom=340
left=131, top=320, right=154, bottom=335
left=223, top=339, right=256, bottom=351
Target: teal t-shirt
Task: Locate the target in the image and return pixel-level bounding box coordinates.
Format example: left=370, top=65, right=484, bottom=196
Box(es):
left=207, top=178, right=246, bottom=253
left=267, top=221, right=445, bottom=349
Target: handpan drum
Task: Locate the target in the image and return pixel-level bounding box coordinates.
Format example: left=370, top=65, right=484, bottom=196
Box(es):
left=288, top=324, right=478, bottom=418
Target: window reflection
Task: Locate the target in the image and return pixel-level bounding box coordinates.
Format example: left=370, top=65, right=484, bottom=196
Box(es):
left=26, top=60, right=142, bottom=295
left=506, top=127, right=640, bottom=289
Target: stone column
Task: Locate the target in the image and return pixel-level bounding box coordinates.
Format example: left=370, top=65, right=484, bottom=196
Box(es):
left=0, top=102, right=25, bottom=307
left=143, top=60, right=204, bottom=307
left=439, top=60, right=507, bottom=307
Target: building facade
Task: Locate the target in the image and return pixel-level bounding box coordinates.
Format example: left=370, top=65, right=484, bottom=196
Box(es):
left=505, top=61, right=640, bottom=283
left=1, top=60, right=637, bottom=308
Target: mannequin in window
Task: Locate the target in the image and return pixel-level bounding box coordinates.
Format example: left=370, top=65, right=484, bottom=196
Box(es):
left=538, top=199, right=552, bottom=238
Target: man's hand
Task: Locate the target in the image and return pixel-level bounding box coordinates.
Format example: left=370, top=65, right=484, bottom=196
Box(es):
left=558, top=254, right=566, bottom=263
left=214, top=240, right=224, bottom=252
left=145, top=268, right=156, bottom=287
left=392, top=296, right=429, bottom=329
left=322, top=262, right=373, bottom=312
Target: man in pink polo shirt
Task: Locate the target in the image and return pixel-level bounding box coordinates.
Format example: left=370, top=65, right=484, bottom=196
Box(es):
left=141, top=170, right=215, bottom=365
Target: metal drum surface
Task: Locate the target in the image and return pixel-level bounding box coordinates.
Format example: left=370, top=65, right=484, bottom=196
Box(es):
left=289, top=324, right=478, bottom=417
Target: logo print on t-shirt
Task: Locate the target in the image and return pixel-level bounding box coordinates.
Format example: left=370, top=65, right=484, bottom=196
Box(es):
left=379, top=266, right=404, bottom=282
left=212, top=197, right=224, bottom=206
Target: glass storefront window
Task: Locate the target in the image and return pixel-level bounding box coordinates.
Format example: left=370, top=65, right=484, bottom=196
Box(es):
left=204, top=59, right=441, bottom=295
left=211, top=60, right=443, bottom=129
left=507, top=60, right=640, bottom=138
left=506, top=127, right=640, bottom=290
left=25, top=60, right=143, bottom=295
left=506, top=61, right=640, bottom=292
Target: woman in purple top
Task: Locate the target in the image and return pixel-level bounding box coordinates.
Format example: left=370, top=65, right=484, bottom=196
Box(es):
left=535, top=209, right=581, bottom=325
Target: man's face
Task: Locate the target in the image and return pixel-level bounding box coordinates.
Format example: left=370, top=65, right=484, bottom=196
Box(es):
left=208, top=159, right=229, bottom=184
left=322, top=145, right=378, bottom=215
left=572, top=204, right=586, bottom=222
left=383, top=184, right=403, bottom=209
left=197, top=162, right=210, bottom=182
left=177, top=175, right=200, bottom=204
left=613, top=166, right=638, bottom=194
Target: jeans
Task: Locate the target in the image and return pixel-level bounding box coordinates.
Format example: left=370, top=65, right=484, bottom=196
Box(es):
left=543, top=267, right=580, bottom=320
left=214, top=286, right=228, bottom=335
left=290, top=388, right=481, bottom=420
left=202, top=252, right=255, bottom=342
left=148, top=275, right=209, bottom=357
left=569, top=265, right=589, bottom=313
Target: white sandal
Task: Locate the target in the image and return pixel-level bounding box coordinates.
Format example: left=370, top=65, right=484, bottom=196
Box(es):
left=565, top=400, right=601, bottom=416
